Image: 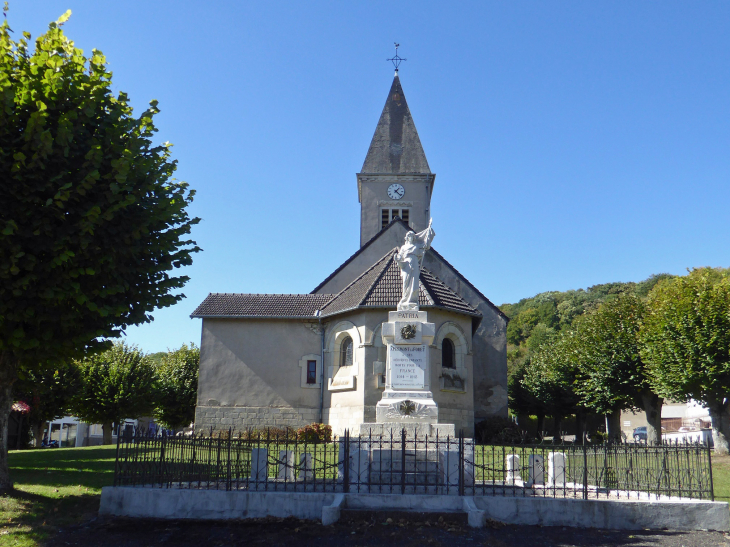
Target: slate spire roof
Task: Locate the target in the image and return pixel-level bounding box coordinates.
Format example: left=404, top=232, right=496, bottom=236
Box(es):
left=361, top=74, right=431, bottom=174
left=318, top=248, right=480, bottom=319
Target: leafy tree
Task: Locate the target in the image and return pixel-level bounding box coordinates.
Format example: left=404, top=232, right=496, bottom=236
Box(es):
left=501, top=273, right=674, bottom=439
left=13, top=363, right=79, bottom=447
left=0, top=10, right=198, bottom=488
left=154, top=343, right=200, bottom=430
left=641, top=268, right=730, bottom=453
left=572, top=293, right=662, bottom=443
left=72, top=343, right=156, bottom=444
left=525, top=323, right=556, bottom=352
left=508, top=357, right=546, bottom=436
left=523, top=330, right=588, bottom=441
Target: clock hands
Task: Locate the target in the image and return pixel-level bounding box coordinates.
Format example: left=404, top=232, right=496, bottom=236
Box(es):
left=388, top=184, right=405, bottom=199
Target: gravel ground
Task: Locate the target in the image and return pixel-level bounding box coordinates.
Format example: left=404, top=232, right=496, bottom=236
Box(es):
left=48, top=511, right=730, bottom=547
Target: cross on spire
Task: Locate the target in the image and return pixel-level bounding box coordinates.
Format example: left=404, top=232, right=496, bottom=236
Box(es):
left=387, top=42, right=406, bottom=72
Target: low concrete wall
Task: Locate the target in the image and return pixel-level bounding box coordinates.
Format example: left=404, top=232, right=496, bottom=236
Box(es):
left=99, top=487, right=729, bottom=531
left=473, top=496, right=729, bottom=532
left=99, top=487, right=334, bottom=521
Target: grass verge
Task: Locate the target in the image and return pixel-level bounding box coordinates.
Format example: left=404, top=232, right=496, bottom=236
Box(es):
left=0, top=445, right=117, bottom=547
left=710, top=453, right=730, bottom=503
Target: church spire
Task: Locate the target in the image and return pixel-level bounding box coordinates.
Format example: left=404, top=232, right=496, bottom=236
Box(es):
left=361, top=74, right=431, bottom=174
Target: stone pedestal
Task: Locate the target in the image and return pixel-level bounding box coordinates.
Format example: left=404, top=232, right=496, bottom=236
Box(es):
left=375, top=311, right=438, bottom=426
left=355, top=422, right=455, bottom=438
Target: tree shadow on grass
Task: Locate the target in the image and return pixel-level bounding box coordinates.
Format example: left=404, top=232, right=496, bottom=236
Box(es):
left=1, top=486, right=101, bottom=546
left=2, top=446, right=116, bottom=546
left=9, top=446, right=116, bottom=491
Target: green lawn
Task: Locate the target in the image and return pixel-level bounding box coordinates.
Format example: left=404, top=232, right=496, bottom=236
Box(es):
left=0, top=445, right=117, bottom=547
left=1, top=445, right=730, bottom=546
left=710, top=453, right=730, bottom=503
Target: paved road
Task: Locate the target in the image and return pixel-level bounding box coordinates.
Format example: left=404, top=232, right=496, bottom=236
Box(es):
left=50, top=512, right=730, bottom=547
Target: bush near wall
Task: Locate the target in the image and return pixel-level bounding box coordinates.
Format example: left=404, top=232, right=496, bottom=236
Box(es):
left=296, top=423, right=332, bottom=442
left=211, top=424, right=333, bottom=442
left=475, top=417, right=526, bottom=444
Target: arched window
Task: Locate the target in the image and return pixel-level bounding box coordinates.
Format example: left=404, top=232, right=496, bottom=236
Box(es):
left=442, top=338, right=455, bottom=369
left=340, top=336, right=353, bottom=367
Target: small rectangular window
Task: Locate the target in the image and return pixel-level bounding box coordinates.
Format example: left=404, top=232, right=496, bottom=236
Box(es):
left=401, top=209, right=409, bottom=224
left=381, top=209, right=390, bottom=229
left=306, top=360, right=317, bottom=384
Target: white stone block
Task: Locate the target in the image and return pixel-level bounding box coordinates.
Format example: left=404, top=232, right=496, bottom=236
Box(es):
left=548, top=452, right=566, bottom=487
left=249, top=448, right=268, bottom=483
left=278, top=450, right=295, bottom=481
left=439, top=449, right=460, bottom=486
left=437, top=444, right=474, bottom=488
left=349, top=449, right=369, bottom=487
left=337, top=439, right=369, bottom=486
left=505, top=454, right=521, bottom=484
left=299, top=453, right=314, bottom=480
left=527, top=454, right=545, bottom=486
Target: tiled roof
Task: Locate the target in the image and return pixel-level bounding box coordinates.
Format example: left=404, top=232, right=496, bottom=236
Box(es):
left=427, top=248, right=509, bottom=321
left=191, top=293, right=334, bottom=318
left=318, top=249, right=480, bottom=319
left=311, top=216, right=409, bottom=294
left=421, top=268, right=482, bottom=316
left=309, top=219, right=507, bottom=321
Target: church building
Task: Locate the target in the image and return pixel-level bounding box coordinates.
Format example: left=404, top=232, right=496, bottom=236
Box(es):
left=191, top=73, right=508, bottom=436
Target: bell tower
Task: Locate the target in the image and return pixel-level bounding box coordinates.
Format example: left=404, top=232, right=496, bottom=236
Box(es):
left=357, top=73, right=436, bottom=246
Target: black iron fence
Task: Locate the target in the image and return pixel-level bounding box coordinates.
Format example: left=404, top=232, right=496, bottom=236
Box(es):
left=113, top=428, right=714, bottom=500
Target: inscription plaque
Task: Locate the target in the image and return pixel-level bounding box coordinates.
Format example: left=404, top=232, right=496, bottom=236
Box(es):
left=390, top=344, right=426, bottom=389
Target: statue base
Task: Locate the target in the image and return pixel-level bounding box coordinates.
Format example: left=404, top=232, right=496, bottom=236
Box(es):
left=376, top=310, right=439, bottom=427
left=375, top=390, right=438, bottom=424
left=356, top=421, right=456, bottom=439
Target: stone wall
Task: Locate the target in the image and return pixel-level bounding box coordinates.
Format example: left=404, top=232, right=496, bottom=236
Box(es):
left=439, top=407, right=474, bottom=437
left=195, top=405, right=319, bottom=432
left=322, top=407, right=365, bottom=436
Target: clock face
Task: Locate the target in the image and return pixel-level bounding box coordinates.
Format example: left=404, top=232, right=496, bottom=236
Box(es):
left=387, top=183, right=405, bottom=200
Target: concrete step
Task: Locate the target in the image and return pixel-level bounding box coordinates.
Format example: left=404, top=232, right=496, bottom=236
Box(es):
left=369, top=460, right=440, bottom=473
left=372, top=446, right=439, bottom=461
left=340, top=509, right=467, bottom=523
left=346, top=485, right=447, bottom=495
left=369, top=471, right=441, bottom=485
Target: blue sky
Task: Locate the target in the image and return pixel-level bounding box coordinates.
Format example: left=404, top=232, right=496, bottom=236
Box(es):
left=10, top=2, right=730, bottom=353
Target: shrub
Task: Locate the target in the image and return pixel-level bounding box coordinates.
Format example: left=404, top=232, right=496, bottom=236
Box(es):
left=475, top=416, right=526, bottom=444
left=208, top=424, right=333, bottom=442
left=296, top=423, right=333, bottom=443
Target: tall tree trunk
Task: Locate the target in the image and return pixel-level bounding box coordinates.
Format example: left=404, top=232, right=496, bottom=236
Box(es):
left=0, top=351, right=18, bottom=492
left=31, top=422, right=43, bottom=448
left=15, top=414, right=23, bottom=450
left=708, top=403, right=730, bottom=455
left=575, top=409, right=586, bottom=444
left=605, top=411, right=622, bottom=443
left=102, top=422, right=113, bottom=445
left=536, top=413, right=545, bottom=441
left=517, top=412, right=530, bottom=435
left=552, top=415, right=563, bottom=443
left=641, top=391, right=663, bottom=445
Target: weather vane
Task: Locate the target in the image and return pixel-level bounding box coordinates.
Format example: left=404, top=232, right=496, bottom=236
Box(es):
left=387, top=43, right=406, bottom=72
